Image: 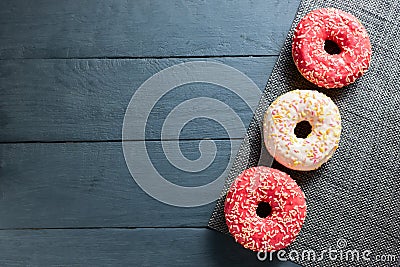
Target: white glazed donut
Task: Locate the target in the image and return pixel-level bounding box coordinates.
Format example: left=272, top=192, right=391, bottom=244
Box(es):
left=263, top=90, right=341, bottom=171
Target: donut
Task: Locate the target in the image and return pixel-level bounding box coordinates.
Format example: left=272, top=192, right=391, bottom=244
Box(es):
left=263, top=90, right=341, bottom=171
left=224, top=166, right=307, bottom=252
left=292, top=8, right=372, bottom=88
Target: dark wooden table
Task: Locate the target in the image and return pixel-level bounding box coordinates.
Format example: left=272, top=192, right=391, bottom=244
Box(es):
left=0, top=1, right=303, bottom=265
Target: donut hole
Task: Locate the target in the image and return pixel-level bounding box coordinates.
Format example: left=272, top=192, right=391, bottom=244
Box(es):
left=256, top=202, right=272, bottom=218
left=294, top=120, right=312, bottom=139
left=324, top=40, right=341, bottom=55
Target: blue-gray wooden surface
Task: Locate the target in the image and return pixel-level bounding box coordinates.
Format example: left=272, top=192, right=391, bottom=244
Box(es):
left=0, top=0, right=302, bottom=266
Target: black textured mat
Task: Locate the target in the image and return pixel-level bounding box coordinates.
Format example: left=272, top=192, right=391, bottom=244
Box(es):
left=208, top=0, right=400, bottom=266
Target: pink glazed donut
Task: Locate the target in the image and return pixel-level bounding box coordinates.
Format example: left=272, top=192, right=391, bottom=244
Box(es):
left=224, top=166, right=307, bottom=252
left=292, top=8, right=372, bottom=88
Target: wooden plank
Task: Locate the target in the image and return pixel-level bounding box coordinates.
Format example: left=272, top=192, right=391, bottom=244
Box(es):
left=0, top=57, right=276, bottom=142
left=0, top=0, right=300, bottom=59
left=0, top=228, right=301, bottom=266
left=0, top=140, right=242, bottom=229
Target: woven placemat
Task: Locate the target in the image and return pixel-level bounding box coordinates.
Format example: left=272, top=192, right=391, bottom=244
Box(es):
left=208, top=0, right=400, bottom=266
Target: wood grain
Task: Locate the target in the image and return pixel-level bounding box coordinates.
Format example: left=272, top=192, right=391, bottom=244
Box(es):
left=0, top=1, right=308, bottom=266
left=0, top=57, right=276, bottom=142
left=0, top=228, right=301, bottom=267
left=0, top=0, right=300, bottom=59
left=0, top=140, right=242, bottom=229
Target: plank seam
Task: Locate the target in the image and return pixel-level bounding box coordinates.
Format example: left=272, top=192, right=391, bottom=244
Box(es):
left=0, top=226, right=210, bottom=231
left=0, top=54, right=278, bottom=61
left=0, top=138, right=244, bottom=144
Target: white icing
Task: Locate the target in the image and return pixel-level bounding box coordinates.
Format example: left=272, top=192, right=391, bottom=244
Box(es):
left=263, top=90, right=341, bottom=171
